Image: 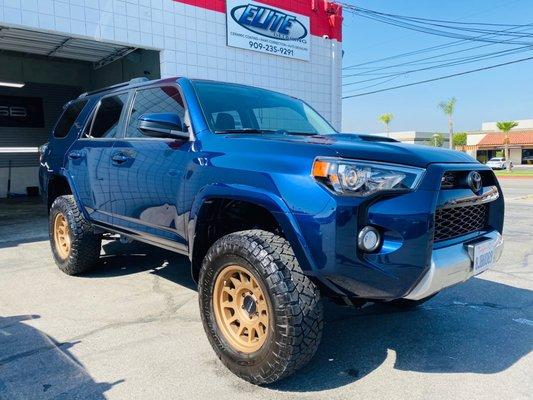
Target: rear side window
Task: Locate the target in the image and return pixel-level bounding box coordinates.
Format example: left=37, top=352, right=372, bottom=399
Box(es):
left=126, top=86, right=185, bottom=138
left=53, top=100, right=88, bottom=138
left=87, top=93, right=128, bottom=138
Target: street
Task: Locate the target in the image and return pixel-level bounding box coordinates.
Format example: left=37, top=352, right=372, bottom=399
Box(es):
left=0, top=179, right=531, bottom=400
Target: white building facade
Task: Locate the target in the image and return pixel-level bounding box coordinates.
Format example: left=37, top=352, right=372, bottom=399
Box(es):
left=0, top=0, right=343, bottom=197
left=463, top=119, right=533, bottom=164
left=374, top=131, right=450, bottom=147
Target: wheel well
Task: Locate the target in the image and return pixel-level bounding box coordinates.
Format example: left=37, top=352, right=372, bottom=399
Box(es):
left=47, top=175, right=72, bottom=212
left=191, top=198, right=283, bottom=282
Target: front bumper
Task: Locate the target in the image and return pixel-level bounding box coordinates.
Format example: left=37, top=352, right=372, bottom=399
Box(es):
left=403, top=231, right=504, bottom=300
left=289, top=163, right=504, bottom=300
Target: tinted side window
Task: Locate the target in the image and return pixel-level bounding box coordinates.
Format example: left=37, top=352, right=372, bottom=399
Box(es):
left=88, top=94, right=128, bottom=138
left=126, top=86, right=185, bottom=138
left=54, top=100, right=88, bottom=138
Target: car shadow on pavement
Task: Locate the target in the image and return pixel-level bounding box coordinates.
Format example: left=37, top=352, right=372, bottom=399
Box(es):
left=72, top=243, right=532, bottom=392
left=272, top=277, right=533, bottom=392
left=0, top=314, right=123, bottom=399
left=90, top=239, right=197, bottom=291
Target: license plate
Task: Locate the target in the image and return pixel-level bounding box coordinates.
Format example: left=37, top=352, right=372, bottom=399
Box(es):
left=472, top=240, right=496, bottom=274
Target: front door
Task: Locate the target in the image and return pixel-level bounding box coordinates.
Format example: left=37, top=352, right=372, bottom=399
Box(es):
left=65, top=92, right=129, bottom=225
left=109, top=85, right=191, bottom=249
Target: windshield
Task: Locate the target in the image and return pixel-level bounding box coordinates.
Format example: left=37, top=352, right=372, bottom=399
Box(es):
left=192, top=80, right=336, bottom=135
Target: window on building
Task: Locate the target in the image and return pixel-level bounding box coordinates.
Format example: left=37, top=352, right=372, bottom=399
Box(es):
left=126, top=86, right=185, bottom=138
left=87, top=94, right=128, bottom=139
left=523, top=148, right=533, bottom=164
left=54, top=100, right=88, bottom=138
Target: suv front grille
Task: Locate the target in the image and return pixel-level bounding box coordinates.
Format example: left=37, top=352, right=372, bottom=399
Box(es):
left=434, top=203, right=488, bottom=241
left=440, top=171, right=456, bottom=189
left=440, top=170, right=497, bottom=190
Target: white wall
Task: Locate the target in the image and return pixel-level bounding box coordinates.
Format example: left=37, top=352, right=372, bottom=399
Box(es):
left=0, top=166, right=39, bottom=198
left=510, top=148, right=522, bottom=165
left=0, top=0, right=342, bottom=129
left=467, top=133, right=486, bottom=146
left=375, top=131, right=450, bottom=146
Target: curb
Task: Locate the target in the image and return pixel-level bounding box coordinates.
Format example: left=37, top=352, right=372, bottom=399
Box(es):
left=495, top=175, right=533, bottom=179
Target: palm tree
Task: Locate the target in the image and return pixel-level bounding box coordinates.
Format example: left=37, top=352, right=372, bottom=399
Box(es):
left=438, top=97, right=457, bottom=149
left=431, top=133, right=444, bottom=147
left=378, top=113, right=394, bottom=137
left=496, top=121, right=518, bottom=172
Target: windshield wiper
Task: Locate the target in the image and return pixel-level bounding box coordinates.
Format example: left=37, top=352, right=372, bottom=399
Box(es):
left=214, top=128, right=318, bottom=136
left=215, top=128, right=269, bottom=134
left=267, top=129, right=318, bottom=136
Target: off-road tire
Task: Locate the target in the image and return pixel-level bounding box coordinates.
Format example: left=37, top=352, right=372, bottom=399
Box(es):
left=199, top=229, right=323, bottom=385
left=49, top=195, right=101, bottom=275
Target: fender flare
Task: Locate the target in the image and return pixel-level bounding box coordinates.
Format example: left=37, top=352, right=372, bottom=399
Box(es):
left=187, top=183, right=317, bottom=273
left=59, top=168, right=91, bottom=221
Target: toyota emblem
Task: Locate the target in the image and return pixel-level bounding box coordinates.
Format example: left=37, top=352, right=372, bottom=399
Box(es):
left=467, top=171, right=482, bottom=193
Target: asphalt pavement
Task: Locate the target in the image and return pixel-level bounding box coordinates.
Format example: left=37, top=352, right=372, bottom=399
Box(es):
left=0, top=179, right=531, bottom=400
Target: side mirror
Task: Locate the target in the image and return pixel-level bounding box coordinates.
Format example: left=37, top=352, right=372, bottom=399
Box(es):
left=137, top=113, right=189, bottom=139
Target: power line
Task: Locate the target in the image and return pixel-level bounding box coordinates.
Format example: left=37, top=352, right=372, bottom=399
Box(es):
left=342, top=45, right=533, bottom=88
left=352, top=11, right=533, bottom=45
left=342, top=22, right=533, bottom=72
left=341, top=4, right=533, bottom=55
left=343, top=5, right=527, bottom=28
left=340, top=0, right=523, bottom=56
left=342, top=25, right=533, bottom=77
left=342, top=55, right=533, bottom=99
left=341, top=45, right=531, bottom=95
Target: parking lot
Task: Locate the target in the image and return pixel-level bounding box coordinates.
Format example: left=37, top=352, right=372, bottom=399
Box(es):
left=0, top=179, right=531, bottom=400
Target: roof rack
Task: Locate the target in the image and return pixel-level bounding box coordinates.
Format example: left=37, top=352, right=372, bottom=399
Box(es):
left=78, top=77, right=150, bottom=98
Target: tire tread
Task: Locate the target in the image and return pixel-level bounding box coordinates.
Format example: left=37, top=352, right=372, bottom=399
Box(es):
left=199, top=229, right=323, bottom=385
left=49, top=195, right=101, bottom=275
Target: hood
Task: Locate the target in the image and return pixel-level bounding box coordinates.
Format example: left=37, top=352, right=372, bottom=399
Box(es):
left=221, top=132, right=476, bottom=168
left=327, top=133, right=475, bottom=167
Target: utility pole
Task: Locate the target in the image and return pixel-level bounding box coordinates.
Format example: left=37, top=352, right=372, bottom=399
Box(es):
left=448, top=114, right=453, bottom=150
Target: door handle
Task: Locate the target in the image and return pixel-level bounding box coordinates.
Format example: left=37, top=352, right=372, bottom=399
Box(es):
left=68, top=150, right=84, bottom=160
left=111, top=153, right=131, bottom=164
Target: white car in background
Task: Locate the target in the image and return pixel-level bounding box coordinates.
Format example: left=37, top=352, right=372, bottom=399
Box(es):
left=486, top=157, right=512, bottom=170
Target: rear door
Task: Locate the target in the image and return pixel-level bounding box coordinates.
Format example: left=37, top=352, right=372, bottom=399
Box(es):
left=65, top=92, right=130, bottom=225
left=109, top=85, right=191, bottom=249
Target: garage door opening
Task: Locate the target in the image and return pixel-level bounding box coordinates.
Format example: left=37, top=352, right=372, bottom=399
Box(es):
left=0, top=26, right=161, bottom=198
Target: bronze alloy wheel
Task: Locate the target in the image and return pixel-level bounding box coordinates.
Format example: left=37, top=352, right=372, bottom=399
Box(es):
left=48, top=195, right=102, bottom=275
left=213, top=264, right=270, bottom=353
left=199, top=230, right=324, bottom=384
left=53, top=212, right=71, bottom=260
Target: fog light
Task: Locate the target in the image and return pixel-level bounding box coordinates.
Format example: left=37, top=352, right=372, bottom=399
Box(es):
left=358, top=226, right=381, bottom=252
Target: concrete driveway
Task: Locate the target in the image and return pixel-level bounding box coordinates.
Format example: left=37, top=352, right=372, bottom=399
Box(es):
left=0, top=179, right=532, bottom=400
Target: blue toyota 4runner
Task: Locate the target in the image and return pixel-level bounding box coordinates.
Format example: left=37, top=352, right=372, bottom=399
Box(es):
left=40, top=77, right=505, bottom=384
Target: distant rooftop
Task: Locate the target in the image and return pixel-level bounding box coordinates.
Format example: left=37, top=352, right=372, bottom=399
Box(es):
left=481, top=119, right=533, bottom=132
left=478, top=131, right=533, bottom=147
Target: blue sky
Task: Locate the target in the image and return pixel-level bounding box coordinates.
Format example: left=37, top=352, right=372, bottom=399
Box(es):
left=340, top=0, right=533, bottom=133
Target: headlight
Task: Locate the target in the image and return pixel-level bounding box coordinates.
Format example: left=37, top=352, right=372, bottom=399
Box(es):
left=312, top=158, right=424, bottom=197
